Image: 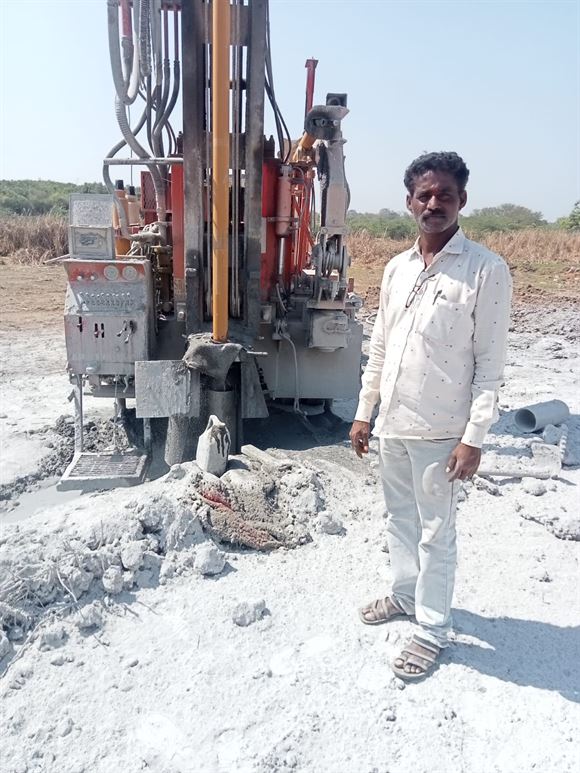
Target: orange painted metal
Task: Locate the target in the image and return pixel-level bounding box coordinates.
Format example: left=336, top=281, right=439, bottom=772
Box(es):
left=211, top=0, right=230, bottom=343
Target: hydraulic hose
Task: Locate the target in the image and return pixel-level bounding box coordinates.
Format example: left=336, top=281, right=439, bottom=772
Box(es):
left=152, top=17, right=178, bottom=159
left=152, top=60, right=171, bottom=159
left=139, top=0, right=152, bottom=77
left=114, top=96, right=166, bottom=227
left=106, top=104, right=149, bottom=159
left=105, top=0, right=168, bottom=236
left=154, top=9, right=181, bottom=157
left=104, top=104, right=149, bottom=237
left=151, top=0, right=163, bottom=91
left=107, top=0, right=140, bottom=106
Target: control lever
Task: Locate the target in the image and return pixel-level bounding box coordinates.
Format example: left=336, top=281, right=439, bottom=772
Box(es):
left=116, top=320, right=135, bottom=344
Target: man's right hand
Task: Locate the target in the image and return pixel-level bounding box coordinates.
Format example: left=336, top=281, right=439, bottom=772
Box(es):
left=349, top=420, right=370, bottom=458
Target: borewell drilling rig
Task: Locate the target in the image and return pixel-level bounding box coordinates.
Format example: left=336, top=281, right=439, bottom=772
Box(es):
left=60, top=0, right=363, bottom=489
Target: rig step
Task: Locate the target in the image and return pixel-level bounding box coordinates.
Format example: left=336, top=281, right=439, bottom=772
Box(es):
left=58, top=451, right=149, bottom=492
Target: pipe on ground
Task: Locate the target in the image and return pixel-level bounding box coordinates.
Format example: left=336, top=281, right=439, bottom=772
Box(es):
left=514, top=400, right=570, bottom=433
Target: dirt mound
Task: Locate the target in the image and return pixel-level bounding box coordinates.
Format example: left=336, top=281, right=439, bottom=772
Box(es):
left=194, top=455, right=322, bottom=550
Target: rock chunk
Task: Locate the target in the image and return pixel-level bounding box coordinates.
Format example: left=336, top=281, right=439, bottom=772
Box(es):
left=38, top=624, right=67, bottom=651
left=102, top=565, right=123, bottom=595
left=473, top=476, right=501, bottom=496
left=0, top=631, right=10, bottom=659
left=232, top=599, right=268, bottom=627
left=315, top=511, right=344, bottom=535
left=550, top=514, right=580, bottom=541
left=194, top=543, right=226, bottom=576
left=66, top=567, right=93, bottom=598
left=120, top=541, right=145, bottom=571
left=56, top=717, right=73, bottom=737
left=530, top=567, right=552, bottom=582
left=522, top=478, right=547, bottom=496
left=74, top=602, right=103, bottom=631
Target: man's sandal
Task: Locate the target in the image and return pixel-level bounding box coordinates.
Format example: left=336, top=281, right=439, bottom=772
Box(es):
left=392, top=635, right=441, bottom=681
left=358, top=596, right=408, bottom=626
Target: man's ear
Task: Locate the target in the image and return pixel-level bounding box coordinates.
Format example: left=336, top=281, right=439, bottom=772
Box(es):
left=405, top=193, right=412, bottom=213
left=459, top=190, right=467, bottom=211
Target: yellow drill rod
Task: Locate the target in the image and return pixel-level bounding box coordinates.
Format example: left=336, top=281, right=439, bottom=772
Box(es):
left=211, top=0, right=231, bottom=343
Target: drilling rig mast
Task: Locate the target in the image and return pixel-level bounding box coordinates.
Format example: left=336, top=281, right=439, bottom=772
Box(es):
left=60, top=0, right=362, bottom=489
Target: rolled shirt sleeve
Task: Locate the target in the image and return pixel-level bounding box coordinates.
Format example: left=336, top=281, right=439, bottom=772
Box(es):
left=354, top=267, right=388, bottom=423
left=461, top=260, right=513, bottom=448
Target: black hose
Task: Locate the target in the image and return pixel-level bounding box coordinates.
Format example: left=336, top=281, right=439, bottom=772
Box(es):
left=264, top=4, right=291, bottom=163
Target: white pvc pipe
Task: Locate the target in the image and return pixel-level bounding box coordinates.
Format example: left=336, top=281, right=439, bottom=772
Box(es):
left=514, top=400, right=570, bottom=433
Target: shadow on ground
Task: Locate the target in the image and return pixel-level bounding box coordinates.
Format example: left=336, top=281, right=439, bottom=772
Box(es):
left=244, top=409, right=351, bottom=451
left=452, top=608, right=580, bottom=703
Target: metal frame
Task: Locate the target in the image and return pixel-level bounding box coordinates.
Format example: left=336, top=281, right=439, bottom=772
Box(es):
left=182, top=0, right=267, bottom=339
left=182, top=0, right=206, bottom=333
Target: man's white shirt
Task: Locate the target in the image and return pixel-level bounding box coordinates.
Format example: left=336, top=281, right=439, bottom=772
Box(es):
left=355, top=228, right=512, bottom=448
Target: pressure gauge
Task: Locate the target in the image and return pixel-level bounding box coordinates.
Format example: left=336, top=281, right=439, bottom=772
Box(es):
left=104, top=265, right=119, bottom=281
left=123, top=266, right=138, bottom=281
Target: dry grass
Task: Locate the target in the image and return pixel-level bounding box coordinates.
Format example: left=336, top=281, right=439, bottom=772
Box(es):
left=347, top=228, right=580, bottom=302
left=346, top=231, right=410, bottom=267
left=347, top=228, right=580, bottom=269
left=0, top=213, right=68, bottom=264
left=477, top=229, right=580, bottom=265
left=1, top=215, right=579, bottom=302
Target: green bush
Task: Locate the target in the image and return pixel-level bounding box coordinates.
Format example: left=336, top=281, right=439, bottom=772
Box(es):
left=556, top=201, right=580, bottom=231
left=460, top=204, right=547, bottom=234
left=346, top=210, right=415, bottom=239
left=347, top=203, right=554, bottom=240
left=0, top=180, right=108, bottom=216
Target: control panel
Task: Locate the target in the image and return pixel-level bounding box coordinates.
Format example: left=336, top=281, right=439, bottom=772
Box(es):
left=63, top=259, right=153, bottom=377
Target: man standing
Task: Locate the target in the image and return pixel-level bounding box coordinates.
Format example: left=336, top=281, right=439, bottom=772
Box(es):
left=350, top=151, right=512, bottom=681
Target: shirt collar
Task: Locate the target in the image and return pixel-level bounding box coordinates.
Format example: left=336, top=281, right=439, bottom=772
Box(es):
left=410, top=226, right=466, bottom=260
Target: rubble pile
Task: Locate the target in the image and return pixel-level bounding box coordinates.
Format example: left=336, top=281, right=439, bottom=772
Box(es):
left=0, top=449, right=337, bottom=645
left=194, top=447, right=323, bottom=550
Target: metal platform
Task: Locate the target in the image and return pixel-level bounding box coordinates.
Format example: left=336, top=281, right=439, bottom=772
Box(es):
left=58, top=451, right=149, bottom=491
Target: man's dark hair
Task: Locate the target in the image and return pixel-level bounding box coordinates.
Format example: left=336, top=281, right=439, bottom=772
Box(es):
left=404, top=152, right=470, bottom=194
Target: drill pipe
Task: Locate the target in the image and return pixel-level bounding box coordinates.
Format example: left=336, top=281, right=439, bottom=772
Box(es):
left=211, top=0, right=231, bottom=343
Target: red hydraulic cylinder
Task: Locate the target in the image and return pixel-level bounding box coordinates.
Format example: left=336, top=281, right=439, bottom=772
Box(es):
left=261, top=159, right=280, bottom=301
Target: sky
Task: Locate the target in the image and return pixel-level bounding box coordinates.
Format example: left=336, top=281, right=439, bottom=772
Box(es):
left=0, top=0, right=578, bottom=221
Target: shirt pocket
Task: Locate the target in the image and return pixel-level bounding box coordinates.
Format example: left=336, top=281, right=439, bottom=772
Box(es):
left=417, top=300, right=473, bottom=350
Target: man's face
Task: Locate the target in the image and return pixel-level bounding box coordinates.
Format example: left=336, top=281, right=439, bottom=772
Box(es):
left=406, top=170, right=467, bottom=234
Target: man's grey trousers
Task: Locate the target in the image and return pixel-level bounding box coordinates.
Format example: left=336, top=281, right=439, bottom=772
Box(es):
left=379, top=437, right=460, bottom=647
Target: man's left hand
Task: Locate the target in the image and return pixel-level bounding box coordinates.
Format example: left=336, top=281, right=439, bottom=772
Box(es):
left=446, top=443, right=481, bottom=481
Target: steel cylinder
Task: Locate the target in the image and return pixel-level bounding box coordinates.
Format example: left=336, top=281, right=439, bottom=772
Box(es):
left=275, top=165, right=293, bottom=236
left=164, top=415, right=194, bottom=466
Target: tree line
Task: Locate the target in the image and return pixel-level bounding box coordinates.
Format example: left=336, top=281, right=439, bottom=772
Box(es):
left=348, top=202, right=580, bottom=237
left=1, top=180, right=578, bottom=237
left=0, top=180, right=109, bottom=216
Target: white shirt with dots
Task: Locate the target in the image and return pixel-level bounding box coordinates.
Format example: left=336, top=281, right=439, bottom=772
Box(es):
left=355, top=227, right=512, bottom=448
